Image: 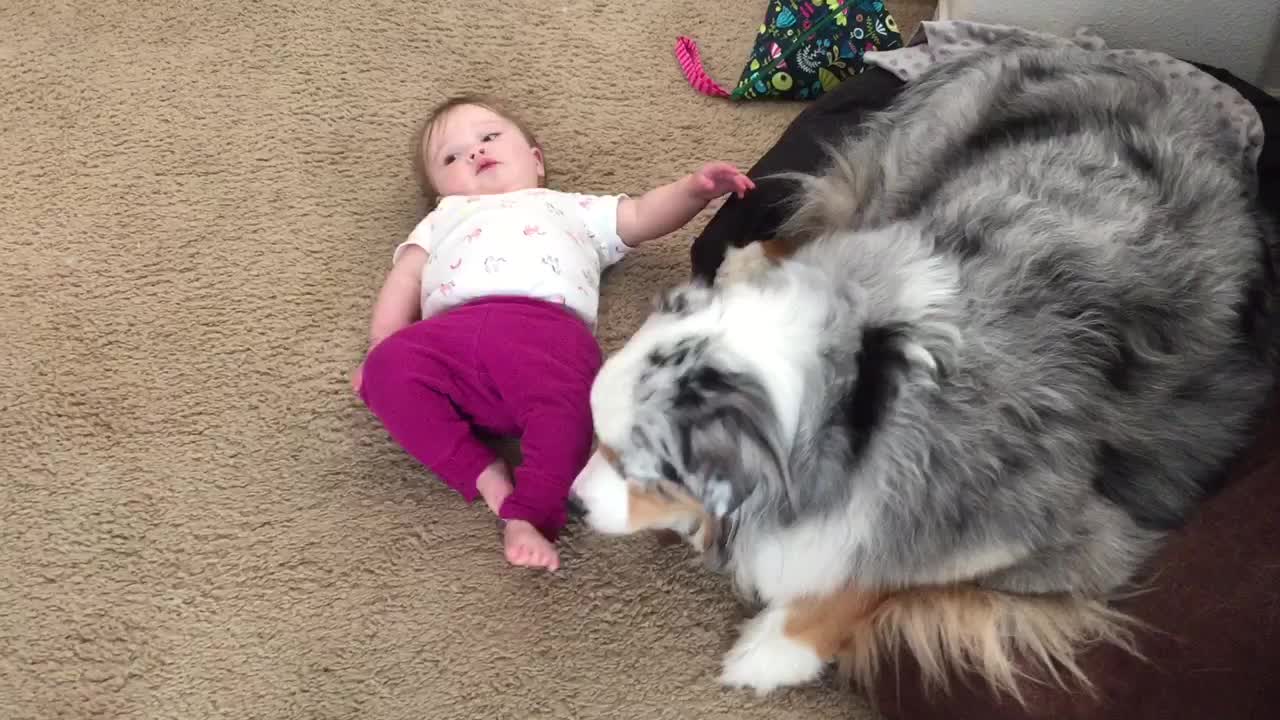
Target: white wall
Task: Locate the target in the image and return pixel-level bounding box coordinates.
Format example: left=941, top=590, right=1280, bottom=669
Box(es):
left=936, top=0, right=1279, bottom=86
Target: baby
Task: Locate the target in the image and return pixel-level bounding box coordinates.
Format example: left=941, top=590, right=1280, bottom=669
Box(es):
left=351, top=94, right=754, bottom=571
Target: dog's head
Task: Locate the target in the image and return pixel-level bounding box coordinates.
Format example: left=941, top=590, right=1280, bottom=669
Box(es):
left=570, top=280, right=794, bottom=558
left=570, top=231, right=959, bottom=564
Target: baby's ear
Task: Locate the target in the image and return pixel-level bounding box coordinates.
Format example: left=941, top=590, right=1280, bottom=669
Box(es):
left=533, top=146, right=545, bottom=178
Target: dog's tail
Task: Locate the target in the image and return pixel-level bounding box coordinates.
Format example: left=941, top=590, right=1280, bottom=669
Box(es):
left=837, top=585, right=1146, bottom=706
left=761, top=135, right=883, bottom=246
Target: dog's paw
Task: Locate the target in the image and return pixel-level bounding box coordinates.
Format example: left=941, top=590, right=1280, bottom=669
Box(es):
left=719, top=606, right=825, bottom=695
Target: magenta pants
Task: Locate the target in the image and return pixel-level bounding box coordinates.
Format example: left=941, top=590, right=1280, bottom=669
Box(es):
left=358, top=296, right=602, bottom=541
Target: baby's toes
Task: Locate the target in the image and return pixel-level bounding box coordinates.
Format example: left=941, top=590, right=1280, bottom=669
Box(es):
left=536, top=544, right=559, bottom=571
left=512, top=543, right=537, bottom=567
left=504, top=541, right=524, bottom=565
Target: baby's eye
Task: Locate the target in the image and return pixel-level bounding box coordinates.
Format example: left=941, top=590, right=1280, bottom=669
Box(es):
left=482, top=132, right=499, bottom=142
left=443, top=154, right=457, bottom=165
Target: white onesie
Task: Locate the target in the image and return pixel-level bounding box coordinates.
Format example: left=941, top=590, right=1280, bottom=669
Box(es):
left=393, top=187, right=633, bottom=328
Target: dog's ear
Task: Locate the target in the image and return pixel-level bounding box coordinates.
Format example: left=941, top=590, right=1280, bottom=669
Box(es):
left=844, top=323, right=944, bottom=454
left=677, top=372, right=789, bottom=518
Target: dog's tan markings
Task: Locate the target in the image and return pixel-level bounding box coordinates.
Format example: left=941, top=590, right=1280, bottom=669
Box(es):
left=594, top=440, right=715, bottom=547
left=625, top=483, right=701, bottom=531
left=778, top=583, right=1140, bottom=702
left=597, top=442, right=620, bottom=466
left=695, top=512, right=719, bottom=552
left=782, top=586, right=889, bottom=659
left=758, top=237, right=798, bottom=260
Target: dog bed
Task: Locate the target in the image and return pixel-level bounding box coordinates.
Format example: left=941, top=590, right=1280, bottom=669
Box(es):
left=688, top=42, right=1280, bottom=720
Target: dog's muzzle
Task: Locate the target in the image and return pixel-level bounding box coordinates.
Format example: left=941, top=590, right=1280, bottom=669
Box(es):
left=568, top=449, right=633, bottom=535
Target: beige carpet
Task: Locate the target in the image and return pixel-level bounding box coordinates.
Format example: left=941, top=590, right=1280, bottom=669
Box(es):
left=1, top=2, right=933, bottom=718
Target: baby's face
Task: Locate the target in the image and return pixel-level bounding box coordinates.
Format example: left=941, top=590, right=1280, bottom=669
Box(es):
left=423, top=104, right=544, bottom=198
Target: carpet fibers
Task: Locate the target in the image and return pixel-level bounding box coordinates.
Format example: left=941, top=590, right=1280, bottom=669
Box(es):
left=1, top=2, right=932, bottom=718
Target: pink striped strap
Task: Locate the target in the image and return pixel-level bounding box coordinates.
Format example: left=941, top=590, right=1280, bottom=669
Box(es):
left=674, top=36, right=731, bottom=98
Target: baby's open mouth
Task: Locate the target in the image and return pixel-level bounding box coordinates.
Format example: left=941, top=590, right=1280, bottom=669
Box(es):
left=476, top=158, right=498, bottom=174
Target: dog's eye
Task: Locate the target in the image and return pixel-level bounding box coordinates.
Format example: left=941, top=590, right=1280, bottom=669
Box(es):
left=659, top=459, right=680, bottom=484
left=614, top=456, right=671, bottom=489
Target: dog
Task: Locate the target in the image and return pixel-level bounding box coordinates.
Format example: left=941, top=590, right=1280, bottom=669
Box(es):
left=570, top=41, right=1279, bottom=701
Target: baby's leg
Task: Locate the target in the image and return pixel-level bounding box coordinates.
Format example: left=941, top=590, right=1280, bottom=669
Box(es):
left=496, top=384, right=596, bottom=571
left=481, top=302, right=604, bottom=571
left=358, top=315, right=510, bottom=507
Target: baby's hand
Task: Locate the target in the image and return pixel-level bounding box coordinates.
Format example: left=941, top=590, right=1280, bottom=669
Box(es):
left=692, top=162, right=755, bottom=200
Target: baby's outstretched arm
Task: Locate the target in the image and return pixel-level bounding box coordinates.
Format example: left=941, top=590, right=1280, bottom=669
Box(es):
left=616, top=162, right=754, bottom=247
left=351, top=245, right=428, bottom=394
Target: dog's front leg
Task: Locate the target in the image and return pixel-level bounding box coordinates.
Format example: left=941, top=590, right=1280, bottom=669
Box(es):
left=719, top=587, right=884, bottom=695
left=719, top=601, right=828, bottom=695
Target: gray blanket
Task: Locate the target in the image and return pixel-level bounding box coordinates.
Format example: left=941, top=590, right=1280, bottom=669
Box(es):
left=864, top=21, right=1266, bottom=185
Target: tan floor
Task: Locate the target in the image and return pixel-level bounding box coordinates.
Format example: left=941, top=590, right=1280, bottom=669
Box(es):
left=1, top=2, right=933, bottom=718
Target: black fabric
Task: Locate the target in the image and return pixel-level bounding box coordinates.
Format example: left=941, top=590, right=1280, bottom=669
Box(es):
left=1197, top=62, right=1280, bottom=219
left=689, top=63, right=1280, bottom=283
left=689, top=67, right=906, bottom=282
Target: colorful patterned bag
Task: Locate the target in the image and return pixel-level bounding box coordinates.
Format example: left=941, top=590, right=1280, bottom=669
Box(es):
left=676, top=0, right=904, bottom=101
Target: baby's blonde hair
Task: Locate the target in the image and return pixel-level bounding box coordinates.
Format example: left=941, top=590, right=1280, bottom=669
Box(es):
left=413, top=93, right=545, bottom=206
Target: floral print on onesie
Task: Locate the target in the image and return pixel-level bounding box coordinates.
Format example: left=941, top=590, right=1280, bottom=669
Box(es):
left=393, top=188, right=632, bottom=329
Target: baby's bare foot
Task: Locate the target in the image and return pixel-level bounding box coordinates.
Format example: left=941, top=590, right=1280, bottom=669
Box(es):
left=475, top=460, right=514, bottom=515
left=502, top=519, right=560, bottom=572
